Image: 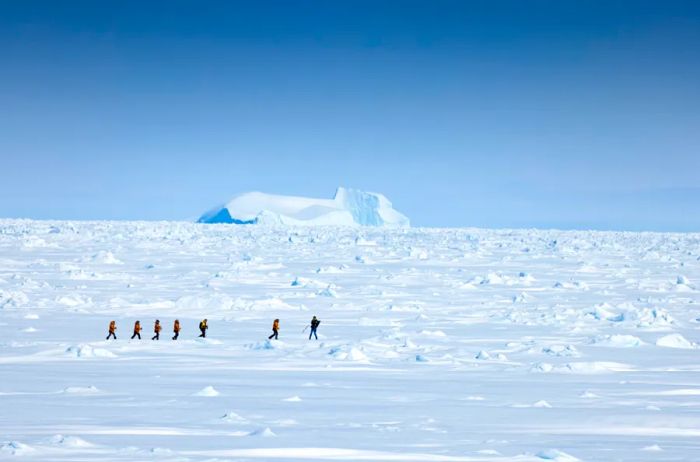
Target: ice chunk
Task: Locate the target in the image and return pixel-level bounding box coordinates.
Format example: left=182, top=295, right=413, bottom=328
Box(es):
left=249, top=427, right=276, bottom=437
left=0, top=441, right=34, bottom=455
left=65, top=344, right=116, bottom=358
left=220, top=411, right=248, bottom=423
left=48, top=435, right=93, bottom=448
left=193, top=386, right=220, bottom=397
left=656, top=334, right=695, bottom=349
left=590, top=334, right=644, bottom=348
left=536, top=448, right=580, bottom=461
left=0, top=289, right=29, bottom=309
left=533, top=400, right=552, bottom=408
left=63, top=385, right=100, bottom=394
left=329, top=345, right=369, bottom=362
left=198, top=187, right=409, bottom=227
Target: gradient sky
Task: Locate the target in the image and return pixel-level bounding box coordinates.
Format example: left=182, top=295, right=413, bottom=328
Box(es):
left=1, top=1, right=699, bottom=230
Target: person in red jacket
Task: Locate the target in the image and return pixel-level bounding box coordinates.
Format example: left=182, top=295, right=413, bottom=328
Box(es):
left=268, top=319, right=279, bottom=340
left=106, top=320, right=117, bottom=340
left=131, top=320, right=142, bottom=340
left=172, top=319, right=181, bottom=340
left=152, top=319, right=162, bottom=341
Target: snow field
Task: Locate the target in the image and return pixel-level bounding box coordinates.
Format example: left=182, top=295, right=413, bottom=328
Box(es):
left=0, top=220, right=699, bottom=461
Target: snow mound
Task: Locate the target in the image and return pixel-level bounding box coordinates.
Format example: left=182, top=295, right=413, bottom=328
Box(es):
left=56, top=295, right=92, bottom=307
left=0, top=289, right=29, bottom=309
left=48, top=435, right=93, bottom=448
left=532, top=361, right=632, bottom=374
left=66, top=344, right=116, bottom=358
left=246, top=340, right=286, bottom=350
left=63, top=385, right=100, bottom=394
left=249, top=427, right=276, bottom=437
left=0, top=441, right=34, bottom=455
left=590, top=334, right=644, bottom=348
left=220, top=411, right=248, bottom=423
left=542, top=344, right=580, bottom=357
left=536, top=448, right=580, bottom=461
left=656, top=333, right=695, bottom=349
left=194, top=386, right=220, bottom=397
left=198, top=187, right=409, bottom=227
left=88, top=251, right=123, bottom=265
left=329, top=345, right=370, bottom=362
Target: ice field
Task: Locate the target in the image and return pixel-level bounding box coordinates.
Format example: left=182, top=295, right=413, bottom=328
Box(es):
left=1, top=219, right=699, bottom=461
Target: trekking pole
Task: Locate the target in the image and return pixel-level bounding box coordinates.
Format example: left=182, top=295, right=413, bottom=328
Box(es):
left=302, top=325, right=309, bottom=333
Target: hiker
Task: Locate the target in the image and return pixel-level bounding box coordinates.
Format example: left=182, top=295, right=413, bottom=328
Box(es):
left=198, top=319, right=208, bottom=338
left=152, top=319, right=162, bottom=340
left=106, top=320, right=117, bottom=340
left=309, top=316, right=321, bottom=340
left=172, top=319, right=181, bottom=340
left=268, top=318, right=280, bottom=340
left=131, top=320, right=142, bottom=339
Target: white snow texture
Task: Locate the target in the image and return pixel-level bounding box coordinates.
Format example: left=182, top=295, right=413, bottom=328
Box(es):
left=1, top=219, right=699, bottom=462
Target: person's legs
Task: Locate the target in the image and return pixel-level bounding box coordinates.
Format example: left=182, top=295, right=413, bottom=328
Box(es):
left=313, top=329, right=318, bottom=340
left=131, top=333, right=136, bottom=339
left=173, top=332, right=178, bottom=340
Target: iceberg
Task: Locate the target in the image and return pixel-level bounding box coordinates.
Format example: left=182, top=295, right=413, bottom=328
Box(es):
left=198, top=187, right=409, bottom=227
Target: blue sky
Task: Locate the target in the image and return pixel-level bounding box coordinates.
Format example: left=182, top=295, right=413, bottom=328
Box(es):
left=1, top=1, right=699, bottom=230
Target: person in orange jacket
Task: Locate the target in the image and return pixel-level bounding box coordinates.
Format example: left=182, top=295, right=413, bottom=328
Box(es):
left=106, top=320, right=117, bottom=340
left=268, top=318, right=279, bottom=340
left=131, top=320, right=142, bottom=339
left=152, top=319, right=162, bottom=341
left=172, top=319, right=181, bottom=340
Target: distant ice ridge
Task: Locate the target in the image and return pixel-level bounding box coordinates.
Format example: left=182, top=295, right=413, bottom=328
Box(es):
left=198, top=187, right=409, bottom=227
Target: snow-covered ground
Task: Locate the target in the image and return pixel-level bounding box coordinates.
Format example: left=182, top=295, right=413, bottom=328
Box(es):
left=1, top=219, right=699, bottom=461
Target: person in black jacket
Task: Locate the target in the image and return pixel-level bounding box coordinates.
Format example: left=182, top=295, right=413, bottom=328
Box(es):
left=309, top=316, right=320, bottom=340
left=199, top=319, right=208, bottom=338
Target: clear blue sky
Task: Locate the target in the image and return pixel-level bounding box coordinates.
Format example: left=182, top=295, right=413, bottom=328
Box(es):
left=1, top=1, right=699, bottom=230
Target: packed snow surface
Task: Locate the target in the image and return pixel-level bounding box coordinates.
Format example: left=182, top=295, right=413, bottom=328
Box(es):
left=1, top=219, right=700, bottom=461
left=198, top=187, right=410, bottom=226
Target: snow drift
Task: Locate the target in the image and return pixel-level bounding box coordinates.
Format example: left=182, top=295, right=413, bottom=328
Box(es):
left=198, top=187, right=409, bottom=227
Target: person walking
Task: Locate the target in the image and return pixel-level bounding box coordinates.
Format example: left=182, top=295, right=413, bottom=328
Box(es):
left=308, top=316, right=321, bottom=340
left=172, top=319, right=181, bottom=340
left=268, top=318, right=280, bottom=340
left=198, top=319, right=208, bottom=338
left=152, top=319, right=162, bottom=340
left=106, top=320, right=117, bottom=340
left=131, top=320, right=142, bottom=339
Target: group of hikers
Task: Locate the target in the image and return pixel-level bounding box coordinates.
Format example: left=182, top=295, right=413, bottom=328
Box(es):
left=106, top=316, right=321, bottom=341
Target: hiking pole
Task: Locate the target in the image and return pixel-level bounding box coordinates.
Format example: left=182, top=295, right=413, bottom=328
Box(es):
left=302, top=325, right=309, bottom=333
